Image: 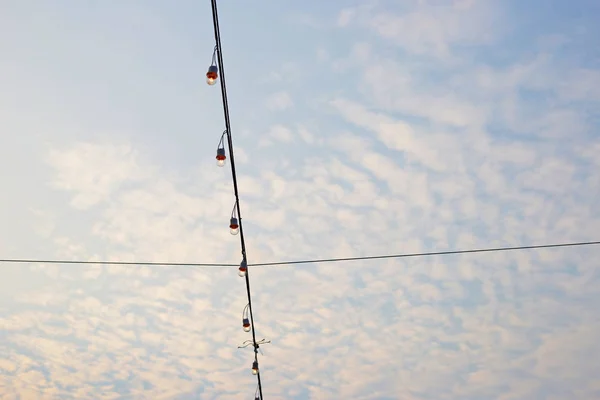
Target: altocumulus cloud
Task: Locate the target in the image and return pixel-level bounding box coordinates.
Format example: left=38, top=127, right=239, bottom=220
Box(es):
left=0, top=0, right=599, bottom=399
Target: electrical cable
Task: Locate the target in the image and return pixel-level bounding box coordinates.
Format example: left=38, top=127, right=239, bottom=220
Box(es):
left=0, top=258, right=236, bottom=267
left=208, top=0, right=264, bottom=397
left=1, top=240, right=598, bottom=268
left=249, top=240, right=600, bottom=267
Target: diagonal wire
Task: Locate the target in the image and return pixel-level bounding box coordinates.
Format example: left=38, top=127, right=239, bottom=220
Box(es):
left=208, top=0, right=264, bottom=397
left=248, top=240, right=600, bottom=267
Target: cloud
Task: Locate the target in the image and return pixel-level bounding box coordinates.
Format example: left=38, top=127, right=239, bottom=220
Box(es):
left=46, top=142, right=150, bottom=210
left=338, top=0, right=503, bottom=59
left=266, top=91, right=294, bottom=111
left=330, top=98, right=451, bottom=171
left=267, top=124, right=294, bottom=143
left=336, top=8, right=356, bottom=27
left=1, top=1, right=600, bottom=399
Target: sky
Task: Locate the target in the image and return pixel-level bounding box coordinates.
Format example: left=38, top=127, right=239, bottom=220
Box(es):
left=1, top=0, right=599, bottom=399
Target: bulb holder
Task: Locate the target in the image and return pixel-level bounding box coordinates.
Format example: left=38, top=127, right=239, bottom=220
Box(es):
left=229, top=217, right=239, bottom=235
left=206, top=65, right=218, bottom=85
left=252, top=361, right=259, bottom=375
left=243, top=318, right=251, bottom=332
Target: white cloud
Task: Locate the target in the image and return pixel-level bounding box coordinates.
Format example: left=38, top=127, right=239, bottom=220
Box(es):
left=1, top=1, right=600, bottom=399
left=46, top=142, right=150, bottom=210
left=330, top=98, right=452, bottom=171
left=337, top=8, right=355, bottom=27
left=267, top=124, right=294, bottom=143
left=266, top=91, right=294, bottom=111
left=297, top=126, right=315, bottom=144
left=339, top=0, right=502, bottom=59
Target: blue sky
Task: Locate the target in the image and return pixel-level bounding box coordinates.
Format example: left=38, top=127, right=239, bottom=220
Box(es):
left=1, top=0, right=599, bottom=399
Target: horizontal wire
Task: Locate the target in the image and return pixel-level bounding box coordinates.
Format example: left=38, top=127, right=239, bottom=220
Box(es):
left=0, top=259, right=236, bottom=267
left=0, top=240, right=598, bottom=268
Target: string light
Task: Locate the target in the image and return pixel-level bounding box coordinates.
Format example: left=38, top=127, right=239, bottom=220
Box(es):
left=242, top=304, right=251, bottom=332
left=216, top=130, right=227, bottom=167
left=208, top=0, right=266, bottom=397
left=239, top=259, right=247, bottom=277
left=206, top=45, right=219, bottom=85
left=229, top=202, right=239, bottom=235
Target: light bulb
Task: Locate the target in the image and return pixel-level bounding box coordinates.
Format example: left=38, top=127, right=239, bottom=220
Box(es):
left=251, top=361, right=259, bottom=375
left=229, top=217, right=239, bottom=235
left=206, top=65, right=218, bottom=85
left=243, top=318, right=251, bottom=332
left=239, top=260, right=247, bottom=277
left=216, top=148, right=226, bottom=167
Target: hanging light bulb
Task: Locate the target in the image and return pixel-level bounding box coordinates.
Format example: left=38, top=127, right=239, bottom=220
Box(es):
left=229, top=202, right=240, bottom=235
left=206, top=45, right=219, bottom=85
left=216, top=147, right=226, bottom=167
left=251, top=360, right=259, bottom=375
left=238, top=260, right=247, bottom=277
left=243, top=318, right=251, bottom=332
left=216, top=130, right=227, bottom=167
left=206, top=65, right=218, bottom=85
left=229, top=217, right=239, bottom=235
left=241, top=304, right=251, bottom=332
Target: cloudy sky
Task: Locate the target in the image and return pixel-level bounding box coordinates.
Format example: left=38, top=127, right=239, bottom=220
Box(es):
left=1, top=0, right=600, bottom=398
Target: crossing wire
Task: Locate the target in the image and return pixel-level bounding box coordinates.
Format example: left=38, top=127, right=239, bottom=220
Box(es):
left=1, top=241, right=599, bottom=268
